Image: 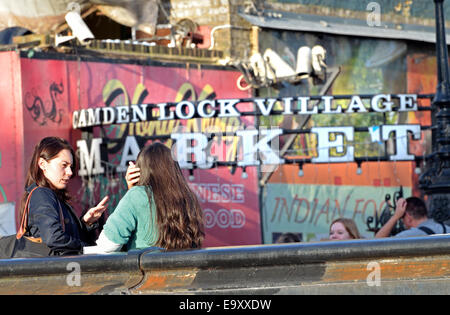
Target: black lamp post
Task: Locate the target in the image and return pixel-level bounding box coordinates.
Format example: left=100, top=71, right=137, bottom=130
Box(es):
left=419, top=0, right=450, bottom=223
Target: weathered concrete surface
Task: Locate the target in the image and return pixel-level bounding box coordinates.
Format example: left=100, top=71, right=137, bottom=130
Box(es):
left=0, top=235, right=449, bottom=295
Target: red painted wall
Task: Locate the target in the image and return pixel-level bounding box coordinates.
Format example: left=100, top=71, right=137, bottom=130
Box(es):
left=0, top=51, right=261, bottom=247
left=0, top=51, right=25, bottom=219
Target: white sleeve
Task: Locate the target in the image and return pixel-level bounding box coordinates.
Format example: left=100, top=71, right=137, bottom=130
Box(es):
left=83, top=230, right=123, bottom=254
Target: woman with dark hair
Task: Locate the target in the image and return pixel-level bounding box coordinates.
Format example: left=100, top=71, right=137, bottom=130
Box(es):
left=84, top=142, right=205, bottom=253
left=20, top=137, right=109, bottom=256
left=275, top=232, right=301, bottom=243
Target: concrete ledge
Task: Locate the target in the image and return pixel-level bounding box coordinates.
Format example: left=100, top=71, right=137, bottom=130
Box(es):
left=0, top=235, right=448, bottom=294
left=133, top=235, right=450, bottom=294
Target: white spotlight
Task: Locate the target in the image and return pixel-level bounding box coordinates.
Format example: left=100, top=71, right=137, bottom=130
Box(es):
left=296, top=46, right=312, bottom=75
left=65, top=11, right=94, bottom=44
left=56, top=10, right=94, bottom=46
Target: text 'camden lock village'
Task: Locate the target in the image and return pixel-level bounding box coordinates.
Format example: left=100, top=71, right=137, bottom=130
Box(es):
left=73, top=94, right=423, bottom=176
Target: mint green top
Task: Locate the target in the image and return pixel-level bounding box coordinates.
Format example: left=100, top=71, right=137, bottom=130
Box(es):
left=103, top=186, right=158, bottom=250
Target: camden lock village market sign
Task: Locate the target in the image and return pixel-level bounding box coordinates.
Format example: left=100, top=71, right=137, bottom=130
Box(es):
left=72, top=94, right=425, bottom=176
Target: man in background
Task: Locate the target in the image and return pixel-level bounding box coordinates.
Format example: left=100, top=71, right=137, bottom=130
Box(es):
left=375, top=197, right=450, bottom=238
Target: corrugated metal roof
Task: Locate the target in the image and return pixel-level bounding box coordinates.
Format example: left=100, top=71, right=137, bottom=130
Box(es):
left=239, top=10, right=450, bottom=44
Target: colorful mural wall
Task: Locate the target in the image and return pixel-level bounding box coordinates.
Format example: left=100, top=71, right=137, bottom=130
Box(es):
left=262, top=162, right=413, bottom=242
left=256, top=30, right=435, bottom=242
left=0, top=33, right=438, bottom=245
left=0, top=51, right=259, bottom=247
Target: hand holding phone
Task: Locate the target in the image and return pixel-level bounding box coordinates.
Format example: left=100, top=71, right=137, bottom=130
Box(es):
left=125, top=161, right=140, bottom=189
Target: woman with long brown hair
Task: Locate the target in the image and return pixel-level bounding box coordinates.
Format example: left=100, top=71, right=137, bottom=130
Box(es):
left=84, top=142, right=204, bottom=253
left=19, top=137, right=108, bottom=256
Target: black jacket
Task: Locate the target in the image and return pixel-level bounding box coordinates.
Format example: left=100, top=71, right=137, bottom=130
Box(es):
left=25, top=183, right=97, bottom=255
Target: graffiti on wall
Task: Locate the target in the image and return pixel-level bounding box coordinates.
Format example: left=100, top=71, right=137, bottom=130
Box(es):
left=24, top=82, right=64, bottom=126
left=0, top=55, right=258, bottom=246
